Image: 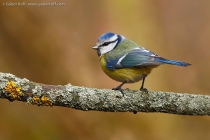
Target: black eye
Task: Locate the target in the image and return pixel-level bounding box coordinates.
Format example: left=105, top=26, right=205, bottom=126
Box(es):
left=103, top=42, right=110, bottom=46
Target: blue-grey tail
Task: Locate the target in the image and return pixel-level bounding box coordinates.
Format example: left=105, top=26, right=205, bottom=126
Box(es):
left=154, top=57, right=191, bottom=67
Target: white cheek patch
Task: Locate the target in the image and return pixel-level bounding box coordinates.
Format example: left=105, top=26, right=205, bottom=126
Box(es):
left=100, top=41, right=118, bottom=55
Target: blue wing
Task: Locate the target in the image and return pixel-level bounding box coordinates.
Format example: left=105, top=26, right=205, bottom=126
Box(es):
left=105, top=48, right=162, bottom=70
left=154, top=57, right=191, bottom=67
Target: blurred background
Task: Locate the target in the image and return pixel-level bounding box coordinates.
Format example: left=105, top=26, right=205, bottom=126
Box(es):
left=0, top=0, right=210, bottom=139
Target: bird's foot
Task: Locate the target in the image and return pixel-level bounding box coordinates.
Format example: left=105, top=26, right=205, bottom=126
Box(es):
left=112, top=87, right=124, bottom=98
left=140, top=87, right=148, bottom=93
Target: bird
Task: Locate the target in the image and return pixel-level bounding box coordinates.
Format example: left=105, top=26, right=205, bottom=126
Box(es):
left=92, top=32, right=191, bottom=96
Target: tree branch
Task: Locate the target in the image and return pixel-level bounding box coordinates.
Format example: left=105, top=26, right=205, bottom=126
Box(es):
left=0, top=72, right=209, bottom=115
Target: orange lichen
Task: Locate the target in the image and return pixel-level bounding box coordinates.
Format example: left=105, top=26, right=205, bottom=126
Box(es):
left=30, top=95, right=52, bottom=106
left=41, top=96, right=52, bottom=106
left=4, top=81, right=23, bottom=101
left=30, top=96, right=41, bottom=105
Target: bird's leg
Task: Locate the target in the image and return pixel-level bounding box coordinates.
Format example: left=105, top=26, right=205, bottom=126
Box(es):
left=140, top=77, right=148, bottom=92
left=112, top=81, right=126, bottom=97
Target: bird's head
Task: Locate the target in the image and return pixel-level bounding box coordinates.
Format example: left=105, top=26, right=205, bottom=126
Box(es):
left=93, top=32, right=125, bottom=56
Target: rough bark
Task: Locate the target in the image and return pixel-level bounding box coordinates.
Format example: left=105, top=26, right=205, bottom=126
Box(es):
left=0, top=72, right=209, bottom=115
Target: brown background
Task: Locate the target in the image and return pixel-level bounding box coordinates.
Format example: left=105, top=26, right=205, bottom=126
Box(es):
left=0, top=0, right=210, bottom=140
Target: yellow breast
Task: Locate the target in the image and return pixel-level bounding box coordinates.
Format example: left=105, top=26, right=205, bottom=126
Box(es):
left=100, top=55, right=158, bottom=83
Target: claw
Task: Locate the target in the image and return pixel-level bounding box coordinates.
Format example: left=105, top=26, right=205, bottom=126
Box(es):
left=112, top=81, right=126, bottom=97
left=112, top=87, right=124, bottom=98
left=140, top=87, right=148, bottom=93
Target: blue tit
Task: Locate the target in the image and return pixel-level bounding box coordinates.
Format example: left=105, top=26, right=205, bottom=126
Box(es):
left=93, top=32, right=191, bottom=96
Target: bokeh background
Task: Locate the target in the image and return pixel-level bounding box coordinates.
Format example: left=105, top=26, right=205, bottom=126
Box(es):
left=0, top=0, right=210, bottom=140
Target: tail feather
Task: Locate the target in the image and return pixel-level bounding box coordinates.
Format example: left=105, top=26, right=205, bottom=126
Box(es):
left=154, top=57, right=191, bottom=67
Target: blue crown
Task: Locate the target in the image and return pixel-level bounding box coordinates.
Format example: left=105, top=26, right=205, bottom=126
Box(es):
left=98, top=32, right=115, bottom=41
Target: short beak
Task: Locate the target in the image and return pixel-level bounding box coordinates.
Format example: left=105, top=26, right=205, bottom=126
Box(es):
left=92, top=45, right=98, bottom=50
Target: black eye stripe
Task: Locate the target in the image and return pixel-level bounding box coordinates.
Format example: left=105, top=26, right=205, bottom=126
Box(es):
left=100, top=39, right=118, bottom=47
left=103, top=42, right=110, bottom=46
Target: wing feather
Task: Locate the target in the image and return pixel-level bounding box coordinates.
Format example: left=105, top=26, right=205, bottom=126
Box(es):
left=105, top=48, right=161, bottom=70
